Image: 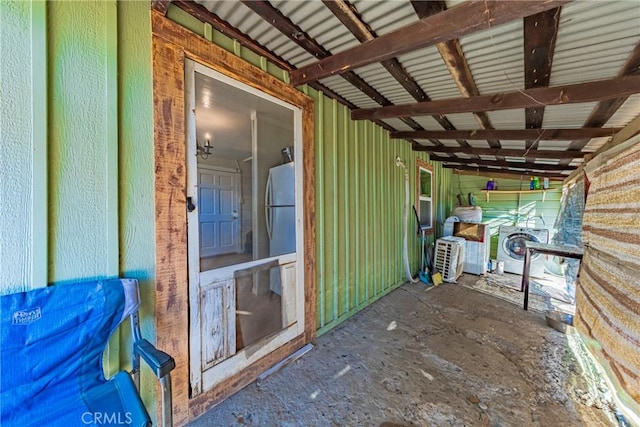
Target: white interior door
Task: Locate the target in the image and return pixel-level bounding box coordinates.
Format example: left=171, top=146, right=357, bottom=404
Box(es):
left=198, top=167, right=241, bottom=257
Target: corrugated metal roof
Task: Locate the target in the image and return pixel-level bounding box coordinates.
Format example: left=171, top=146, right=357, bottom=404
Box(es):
left=499, top=140, right=527, bottom=150
left=550, top=1, right=640, bottom=86
left=353, top=0, right=419, bottom=36
left=354, top=62, right=407, bottom=99
left=542, top=103, right=600, bottom=128
left=538, top=141, right=573, bottom=151
left=439, top=139, right=466, bottom=147
left=441, top=113, right=482, bottom=130
left=200, top=0, right=316, bottom=66
left=606, top=94, right=640, bottom=127
left=486, top=109, right=525, bottom=129
left=317, top=74, right=381, bottom=109
left=583, top=137, right=612, bottom=153
left=273, top=0, right=361, bottom=66
left=468, top=141, right=492, bottom=149
left=398, top=46, right=464, bottom=101
left=411, top=116, right=446, bottom=131
left=458, top=19, right=525, bottom=94
left=380, top=118, right=413, bottom=131
left=189, top=0, right=640, bottom=175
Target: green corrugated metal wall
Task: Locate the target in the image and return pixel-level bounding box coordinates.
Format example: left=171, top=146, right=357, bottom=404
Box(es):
left=167, top=6, right=453, bottom=335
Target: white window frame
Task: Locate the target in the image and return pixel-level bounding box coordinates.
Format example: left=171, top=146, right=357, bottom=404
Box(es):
left=416, top=159, right=434, bottom=233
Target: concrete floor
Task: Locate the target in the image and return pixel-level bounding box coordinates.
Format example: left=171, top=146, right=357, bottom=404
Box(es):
left=189, top=275, right=618, bottom=426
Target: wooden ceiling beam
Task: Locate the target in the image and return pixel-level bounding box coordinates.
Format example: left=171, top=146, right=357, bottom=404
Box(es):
left=412, top=145, right=586, bottom=160
left=447, top=165, right=566, bottom=181
left=323, top=0, right=429, bottom=103
left=172, top=1, right=293, bottom=71
left=322, top=0, right=456, bottom=147
left=290, top=0, right=569, bottom=86
left=431, top=156, right=578, bottom=171
left=391, top=127, right=622, bottom=141
left=240, top=0, right=421, bottom=136
left=524, top=8, right=561, bottom=150
left=410, top=0, right=485, bottom=156
left=413, top=1, right=502, bottom=150
left=172, top=0, right=366, bottom=126
left=352, top=75, right=640, bottom=119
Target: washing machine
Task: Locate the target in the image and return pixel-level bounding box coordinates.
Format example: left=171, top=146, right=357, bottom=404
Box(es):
left=497, top=226, right=549, bottom=277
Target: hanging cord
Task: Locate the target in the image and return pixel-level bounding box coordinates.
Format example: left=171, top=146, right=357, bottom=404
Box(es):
left=396, top=157, right=419, bottom=283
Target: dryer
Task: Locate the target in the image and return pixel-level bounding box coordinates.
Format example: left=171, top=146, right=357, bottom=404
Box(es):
left=497, top=226, right=549, bottom=277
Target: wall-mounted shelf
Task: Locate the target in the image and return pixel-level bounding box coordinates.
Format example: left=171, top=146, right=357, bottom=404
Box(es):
left=481, top=189, right=549, bottom=202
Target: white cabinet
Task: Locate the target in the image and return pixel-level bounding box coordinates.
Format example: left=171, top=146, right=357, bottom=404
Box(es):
left=200, top=279, right=236, bottom=370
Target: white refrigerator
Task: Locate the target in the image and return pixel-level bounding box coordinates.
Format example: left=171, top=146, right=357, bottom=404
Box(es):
left=265, top=162, right=296, bottom=257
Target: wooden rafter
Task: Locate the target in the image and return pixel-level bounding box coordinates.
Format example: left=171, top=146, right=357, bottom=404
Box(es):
left=322, top=0, right=466, bottom=148
left=290, top=0, right=569, bottom=86
left=412, top=0, right=501, bottom=152
left=171, top=0, right=388, bottom=131
left=323, top=0, right=427, bottom=103
left=524, top=8, right=561, bottom=150
left=437, top=40, right=501, bottom=151
left=409, top=0, right=481, bottom=156
left=151, top=0, right=171, bottom=15
left=391, top=127, right=622, bottom=141
left=173, top=1, right=292, bottom=71
left=444, top=164, right=566, bottom=180
left=240, top=0, right=428, bottom=137
left=412, top=145, right=586, bottom=160
left=352, top=75, right=640, bottom=119
left=431, top=156, right=578, bottom=171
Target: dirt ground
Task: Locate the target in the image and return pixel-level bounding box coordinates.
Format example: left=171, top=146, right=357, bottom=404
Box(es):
left=189, top=276, right=619, bottom=426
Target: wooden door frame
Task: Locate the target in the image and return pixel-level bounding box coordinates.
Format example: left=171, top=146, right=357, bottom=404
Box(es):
left=151, top=12, right=316, bottom=425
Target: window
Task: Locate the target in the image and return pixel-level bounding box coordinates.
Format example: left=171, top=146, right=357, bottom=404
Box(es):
left=417, top=160, right=433, bottom=232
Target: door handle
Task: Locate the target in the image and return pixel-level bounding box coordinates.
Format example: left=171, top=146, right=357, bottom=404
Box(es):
left=187, top=197, right=196, bottom=212
left=232, top=210, right=239, bottom=218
